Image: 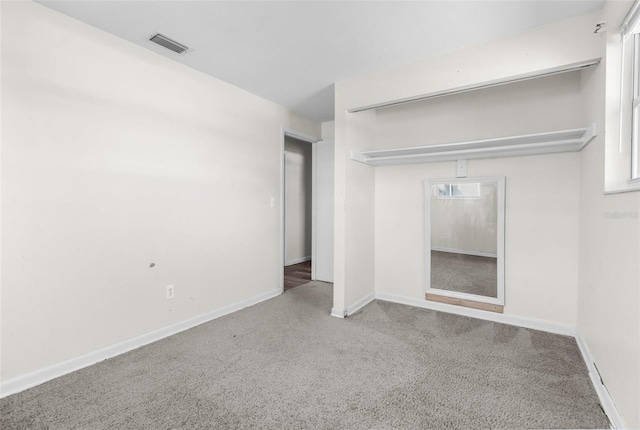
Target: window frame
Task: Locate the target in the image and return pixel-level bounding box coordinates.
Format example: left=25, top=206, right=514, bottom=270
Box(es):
left=632, top=32, right=640, bottom=180
left=614, top=0, right=640, bottom=192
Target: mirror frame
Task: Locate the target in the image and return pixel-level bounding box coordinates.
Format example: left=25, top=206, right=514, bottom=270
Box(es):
left=424, top=176, right=505, bottom=308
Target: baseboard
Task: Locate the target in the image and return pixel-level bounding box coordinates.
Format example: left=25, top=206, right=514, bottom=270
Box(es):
left=346, top=293, right=375, bottom=316
left=575, top=331, right=625, bottom=429
left=375, top=292, right=625, bottom=428
left=375, top=292, right=576, bottom=336
left=0, top=288, right=282, bottom=399
left=330, top=307, right=346, bottom=318
left=431, top=247, right=497, bottom=258
left=4, top=288, right=624, bottom=430
left=285, top=256, right=311, bottom=266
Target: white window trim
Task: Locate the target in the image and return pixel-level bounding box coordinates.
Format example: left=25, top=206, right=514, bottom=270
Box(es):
left=632, top=33, right=640, bottom=180
left=612, top=1, right=640, bottom=192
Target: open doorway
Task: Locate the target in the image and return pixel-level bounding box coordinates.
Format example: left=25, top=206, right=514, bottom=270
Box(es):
left=280, top=128, right=334, bottom=293
left=283, top=135, right=313, bottom=290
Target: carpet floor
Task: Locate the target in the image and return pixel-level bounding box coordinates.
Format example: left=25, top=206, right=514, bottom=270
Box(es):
left=0, top=282, right=609, bottom=429
left=431, top=250, right=498, bottom=298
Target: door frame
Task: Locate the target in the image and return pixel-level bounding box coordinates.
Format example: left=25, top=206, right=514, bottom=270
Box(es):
left=280, top=127, right=320, bottom=292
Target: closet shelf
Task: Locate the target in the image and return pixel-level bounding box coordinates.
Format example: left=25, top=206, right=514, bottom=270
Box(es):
left=351, top=123, right=597, bottom=166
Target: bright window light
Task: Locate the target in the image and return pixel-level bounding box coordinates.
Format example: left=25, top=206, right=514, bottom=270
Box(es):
left=435, top=183, right=481, bottom=199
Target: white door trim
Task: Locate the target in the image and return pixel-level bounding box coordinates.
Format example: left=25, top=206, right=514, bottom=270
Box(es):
left=280, top=127, right=320, bottom=291
left=311, top=142, right=318, bottom=280
left=312, top=140, right=335, bottom=283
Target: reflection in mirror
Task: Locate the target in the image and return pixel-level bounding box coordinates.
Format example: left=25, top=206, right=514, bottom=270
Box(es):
left=425, top=177, right=505, bottom=312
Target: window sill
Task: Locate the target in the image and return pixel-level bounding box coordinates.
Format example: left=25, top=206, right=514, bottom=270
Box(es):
left=604, top=179, right=640, bottom=195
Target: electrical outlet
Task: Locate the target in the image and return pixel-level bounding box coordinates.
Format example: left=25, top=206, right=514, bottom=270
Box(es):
left=444, top=232, right=450, bottom=239
left=166, top=285, right=175, bottom=299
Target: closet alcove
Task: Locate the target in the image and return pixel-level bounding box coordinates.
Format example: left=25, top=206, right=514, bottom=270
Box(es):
left=348, top=61, right=599, bottom=313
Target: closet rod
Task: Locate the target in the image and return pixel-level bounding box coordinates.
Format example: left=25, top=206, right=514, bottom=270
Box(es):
left=347, top=58, right=600, bottom=114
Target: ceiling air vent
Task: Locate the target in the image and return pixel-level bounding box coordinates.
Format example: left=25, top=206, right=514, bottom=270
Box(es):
left=149, top=33, right=189, bottom=54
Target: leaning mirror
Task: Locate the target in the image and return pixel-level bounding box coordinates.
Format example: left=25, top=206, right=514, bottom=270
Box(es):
left=424, top=177, right=505, bottom=313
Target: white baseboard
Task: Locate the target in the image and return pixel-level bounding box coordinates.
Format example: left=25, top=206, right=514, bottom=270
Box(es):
left=375, top=292, right=625, bottom=428
left=375, top=292, right=576, bottom=336
left=0, top=288, right=282, bottom=399
left=3, top=287, right=626, bottom=430
left=431, top=247, right=497, bottom=258
left=346, top=293, right=376, bottom=316
left=285, top=256, right=311, bottom=266
left=330, top=307, right=346, bottom=318
left=575, top=331, right=625, bottom=429
left=341, top=290, right=571, bottom=335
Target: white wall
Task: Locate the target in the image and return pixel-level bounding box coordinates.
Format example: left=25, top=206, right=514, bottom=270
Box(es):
left=338, top=13, right=601, bottom=115
left=332, top=106, right=376, bottom=315
left=284, top=137, right=312, bottom=265
left=321, top=121, right=335, bottom=141
left=334, top=4, right=639, bottom=427
left=338, top=69, right=587, bottom=325
left=333, top=10, right=602, bottom=318
left=578, top=1, right=640, bottom=427
left=0, top=1, right=319, bottom=382
left=372, top=73, right=583, bottom=325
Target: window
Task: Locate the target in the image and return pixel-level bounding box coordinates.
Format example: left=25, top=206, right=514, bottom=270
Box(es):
left=633, top=33, right=640, bottom=180
left=435, top=182, right=481, bottom=199
left=621, top=1, right=640, bottom=187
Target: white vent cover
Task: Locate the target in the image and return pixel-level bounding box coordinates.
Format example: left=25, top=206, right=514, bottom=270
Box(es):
left=149, top=33, right=189, bottom=54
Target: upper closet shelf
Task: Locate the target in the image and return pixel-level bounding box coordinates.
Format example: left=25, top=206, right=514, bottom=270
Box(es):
left=351, top=123, right=597, bottom=167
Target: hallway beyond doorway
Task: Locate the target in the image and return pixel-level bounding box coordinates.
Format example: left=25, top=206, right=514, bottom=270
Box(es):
left=284, top=261, right=311, bottom=290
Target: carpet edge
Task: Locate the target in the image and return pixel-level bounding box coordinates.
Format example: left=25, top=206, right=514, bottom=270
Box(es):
left=0, top=288, right=282, bottom=399
left=575, top=331, right=625, bottom=429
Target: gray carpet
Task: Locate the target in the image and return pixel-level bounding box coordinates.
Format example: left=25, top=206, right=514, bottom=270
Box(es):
left=0, top=282, right=609, bottom=429
left=431, top=251, right=498, bottom=298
